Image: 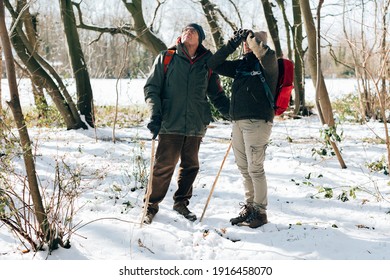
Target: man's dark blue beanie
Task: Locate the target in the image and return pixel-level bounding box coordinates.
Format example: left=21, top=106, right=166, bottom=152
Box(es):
left=185, top=23, right=206, bottom=44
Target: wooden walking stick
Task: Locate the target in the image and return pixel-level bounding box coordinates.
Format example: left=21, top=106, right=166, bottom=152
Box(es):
left=200, top=140, right=232, bottom=222
left=140, top=138, right=156, bottom=227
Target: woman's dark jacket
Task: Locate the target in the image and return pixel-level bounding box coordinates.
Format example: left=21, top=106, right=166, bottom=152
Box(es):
left=207, top=41, right=278, bottom=122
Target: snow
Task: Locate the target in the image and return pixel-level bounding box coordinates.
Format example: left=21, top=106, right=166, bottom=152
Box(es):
left=1, top=78, right=390, bottom=278
left=1, top=77, right=359, bottom=108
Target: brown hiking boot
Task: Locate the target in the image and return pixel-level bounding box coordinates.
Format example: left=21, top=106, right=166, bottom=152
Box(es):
left=239, top=208, right=268, bottom=228
left=173, top=204, right=197, bottom=221
left=143, top=206, right=158, bottom=224
left=230, top=203, right=253, bottom=225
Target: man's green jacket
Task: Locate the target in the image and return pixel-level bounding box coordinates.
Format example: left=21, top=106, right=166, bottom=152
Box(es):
left=144, top=41, right=230, bottom=137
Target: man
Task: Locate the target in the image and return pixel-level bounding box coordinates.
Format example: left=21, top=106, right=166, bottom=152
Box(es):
left=207, top=29, right=278, bottom=228
left=143, top=23, right=230, bottom=224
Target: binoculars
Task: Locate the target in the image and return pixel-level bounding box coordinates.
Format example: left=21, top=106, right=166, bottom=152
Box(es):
left=234, top=28, right=254, bottom=41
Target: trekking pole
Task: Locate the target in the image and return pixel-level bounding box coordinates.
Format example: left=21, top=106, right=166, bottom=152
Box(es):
left=200, top=140, right=232, bottom=222
left=140, top=138, right=156, bottom=227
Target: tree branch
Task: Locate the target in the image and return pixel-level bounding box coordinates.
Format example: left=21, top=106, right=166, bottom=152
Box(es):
left=72, top=1, right=136, bottom=41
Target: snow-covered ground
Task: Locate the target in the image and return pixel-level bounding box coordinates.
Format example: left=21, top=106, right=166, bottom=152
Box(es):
left=1, top=78, right=389, bottom=279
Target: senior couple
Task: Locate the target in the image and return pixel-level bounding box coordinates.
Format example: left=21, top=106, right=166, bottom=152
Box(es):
left=143, top=23, right=278, bottom=229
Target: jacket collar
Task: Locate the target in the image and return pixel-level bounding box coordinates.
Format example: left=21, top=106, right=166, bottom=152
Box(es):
left=168, top=37, right=209, bottom=62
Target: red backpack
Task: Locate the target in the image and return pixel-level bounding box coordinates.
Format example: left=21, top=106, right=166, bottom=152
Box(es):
left=274, top=58, right=294, bottom=115
left=163, top=49, right=175, bottom=74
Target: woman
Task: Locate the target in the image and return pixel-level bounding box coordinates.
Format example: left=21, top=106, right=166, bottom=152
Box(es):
left=207, top=29, right=278, bottom=228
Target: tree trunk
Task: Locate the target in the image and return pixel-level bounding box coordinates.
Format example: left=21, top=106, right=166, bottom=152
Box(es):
left=200, top=0, right=224, bottom=49
left=0, top=44, right=2, bottom=113
left=19, top=0, right=48, bottom=118
left=121, top=0, right=166, bottom=55
left=300, top=0, right=325, bottom=122
left=261, top=0, right=283, bottom=57
left=60, top=0, right=95, bottom=127
left=300, top=0, right=346, bottom=169
left=292, top=0, right=306, bottom=115
left=380, top=1, right=389, bottom=111
left=0, top=0, right=49, bottom=240
left=377, top=0, right=390, bottom=174
left=275, top=0, right=292, bottom=59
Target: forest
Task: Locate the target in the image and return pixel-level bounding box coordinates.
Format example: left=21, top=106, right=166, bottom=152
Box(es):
left=0, top=0, right=389, bottom=255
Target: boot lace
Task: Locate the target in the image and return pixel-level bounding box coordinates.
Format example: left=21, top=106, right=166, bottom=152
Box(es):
left=238, top=202, right=252, bottom=218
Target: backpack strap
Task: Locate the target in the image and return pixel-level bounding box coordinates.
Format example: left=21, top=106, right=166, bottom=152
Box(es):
left=163, top=49, right=175, bottom=74
left=255, top=64, right=275, bottom=109
left=236, top=62, right=275, bottom=109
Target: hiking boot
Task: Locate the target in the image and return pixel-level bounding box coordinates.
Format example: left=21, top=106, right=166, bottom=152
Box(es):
left=173, top=204, right=197, bottom=221
left=143, top=206, right=158, bottom=224
left=230, top=203, right=253, bottom=225
left=239, top=208, right=268, bottom=228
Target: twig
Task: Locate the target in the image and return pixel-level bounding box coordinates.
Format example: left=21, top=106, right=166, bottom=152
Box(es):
left=138, top=238, right=155, bottom=254
left=72, top=217, right=139, bottom=233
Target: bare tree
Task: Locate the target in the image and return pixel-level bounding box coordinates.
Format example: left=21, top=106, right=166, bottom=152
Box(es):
left=261, top=0, right=283, bottom=57
left=120, top=0, right=167, bottom=54
left=0, top=0, right=49, bottom=245
left=358, top=0, right=390, bottom=173
left=275, top=0, right=292, bottom=58
left=0, top=44, right=2, bottom=113
left=300, top=0, right=346, bottom=169
left=4, top=0, right=88, bottom=130
left=380, top=0, right=389, bottom=98
left=60, top=0, right=95, bottom=127
left=330, top=0, right=389, bottom=124
left=200, top=0, right=225, bottom=48
left=20, top=0, right=49, bottom=118
left=341, top=1, right=375, bottom=120
left=72, top=0, right=167, bottom=65
left=291, top=0, right=307, bottom=115
left=365, top=51, right=390, bottom=173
